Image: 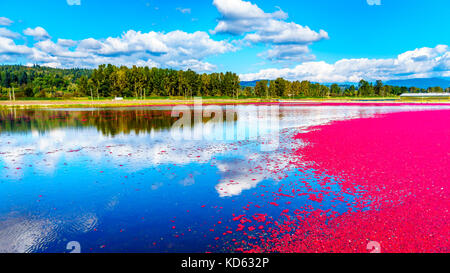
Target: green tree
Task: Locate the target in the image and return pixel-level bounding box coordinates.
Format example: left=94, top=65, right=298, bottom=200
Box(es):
left=330, top=84, right=341, bottom=96
left=254, top=80, right=268, bottom=98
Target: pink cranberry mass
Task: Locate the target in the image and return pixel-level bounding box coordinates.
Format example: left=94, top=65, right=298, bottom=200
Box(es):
left=242, top=109, right=450, bottom=253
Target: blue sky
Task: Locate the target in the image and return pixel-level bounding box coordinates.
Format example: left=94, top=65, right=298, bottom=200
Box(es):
left=0, top=0, right=449, bottom=82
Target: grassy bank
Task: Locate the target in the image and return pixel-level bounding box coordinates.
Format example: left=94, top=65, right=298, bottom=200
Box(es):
left=0, top=97, right=274, bottom=109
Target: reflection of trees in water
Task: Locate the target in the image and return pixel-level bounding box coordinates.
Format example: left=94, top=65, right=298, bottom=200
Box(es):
left=0, top=109, right=80, bottom=134
left=87, top=109, right=178, bottom=136
left=0, top=109, right=220, bottom=136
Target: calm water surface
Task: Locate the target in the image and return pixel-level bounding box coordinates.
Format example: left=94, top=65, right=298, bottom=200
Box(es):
left=0, top=104, right=448, bottom=253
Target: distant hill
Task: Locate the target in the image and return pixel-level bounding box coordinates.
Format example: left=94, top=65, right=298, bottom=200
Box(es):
left=384, top=78, right=450, bottom=89
left=240, top=80, right=265, bottom=87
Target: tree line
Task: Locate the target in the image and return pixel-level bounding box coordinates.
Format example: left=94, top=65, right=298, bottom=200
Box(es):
left=0, top=64, right=448, bottom=99
left=246, top=79, right=447, bottom=98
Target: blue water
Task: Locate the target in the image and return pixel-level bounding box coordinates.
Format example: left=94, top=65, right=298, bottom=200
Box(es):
left=1, top=105, right=447, bottom=253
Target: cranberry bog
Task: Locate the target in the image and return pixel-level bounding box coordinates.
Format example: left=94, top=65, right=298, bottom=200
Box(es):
left=0, top=103, right=448, bottom=253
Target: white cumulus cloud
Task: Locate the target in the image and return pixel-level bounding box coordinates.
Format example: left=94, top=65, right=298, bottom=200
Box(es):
left=262, top=45, right=315, bottom=62
left=0, top=28, right=21, bottom=39
left=240, top=45, right=450, bottom=83
left=0, top=37, right=32, bottom=55
left=0, top=17, right=13, bottom=26
left=57, top=38, right=78, bottom=47
left=211, top=0, right=328, bottom=63
left=2, top=28, right=235, bottom=72
left=211, top=0, right=288, bottom=35
left=23, top=27, right=51, bottom=40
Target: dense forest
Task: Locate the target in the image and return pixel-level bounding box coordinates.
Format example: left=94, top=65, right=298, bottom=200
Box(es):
left=0, top=64, right=448, bottom=99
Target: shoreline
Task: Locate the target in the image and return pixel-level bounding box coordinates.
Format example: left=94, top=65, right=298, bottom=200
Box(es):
left=1, top=98, right=450, bottom=109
